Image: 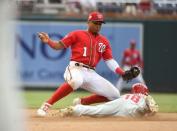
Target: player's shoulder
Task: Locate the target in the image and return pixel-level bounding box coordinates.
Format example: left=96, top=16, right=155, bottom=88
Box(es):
left=99, top=34, right=110, bottom=44
left=124, top=48, right=130, bottom=53
left=125, top=48, right=130, bottom=51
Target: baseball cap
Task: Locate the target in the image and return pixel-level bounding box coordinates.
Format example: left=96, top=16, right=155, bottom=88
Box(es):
left=88, top=11, right=105, bottom=23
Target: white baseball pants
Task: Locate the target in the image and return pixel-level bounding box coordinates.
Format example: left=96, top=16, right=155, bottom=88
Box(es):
left=64, top=61, right=120, bottom=100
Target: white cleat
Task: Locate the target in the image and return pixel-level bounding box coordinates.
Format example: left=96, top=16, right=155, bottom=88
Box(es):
left=37, top=102, right=51, bottom=117
left=73, top=97, right=81, bottom=106
left=37, top=109, right=47, bottom=117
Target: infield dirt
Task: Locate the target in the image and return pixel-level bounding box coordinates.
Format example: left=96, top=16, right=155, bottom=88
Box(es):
left=26, top=109, right=177, bottom=131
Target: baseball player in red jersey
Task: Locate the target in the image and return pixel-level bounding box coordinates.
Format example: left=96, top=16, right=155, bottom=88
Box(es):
left=37, top=11, right=128, bottom=117
left=116, top=39, right=145, bottom=92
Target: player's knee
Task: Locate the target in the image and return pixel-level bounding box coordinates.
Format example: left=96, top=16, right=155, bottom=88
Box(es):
left=67, top=77, right=83, bottom=90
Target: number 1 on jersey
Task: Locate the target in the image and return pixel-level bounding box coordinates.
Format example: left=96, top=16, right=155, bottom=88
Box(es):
left=83, top=47, right=87, bottom=57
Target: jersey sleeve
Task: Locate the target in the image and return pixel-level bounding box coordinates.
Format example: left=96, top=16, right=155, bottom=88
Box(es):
left=60, top=31, right=77, bottom=48
left=102, top=40, right=113, bottom=60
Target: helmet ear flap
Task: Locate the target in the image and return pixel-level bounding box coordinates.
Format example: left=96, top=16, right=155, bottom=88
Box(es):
left=131, top=83, right=149, bottom=95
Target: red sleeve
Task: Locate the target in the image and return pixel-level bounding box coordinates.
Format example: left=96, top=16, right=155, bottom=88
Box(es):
left=60, top=31, right=77, bottom=48
left=102, top=41, right=113, bottom=60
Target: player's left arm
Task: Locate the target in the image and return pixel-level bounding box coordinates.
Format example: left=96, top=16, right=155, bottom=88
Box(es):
left=105, top=59, right=125, bottom=75
left=103, top=51, right=140, bottom=82
left=102, top=41, right=125, bottom=76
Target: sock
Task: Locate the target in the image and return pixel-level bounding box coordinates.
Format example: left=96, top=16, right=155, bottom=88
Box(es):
left=47, top=82, right=73, bottom=105
left=81, top=94, right=109, bottom=105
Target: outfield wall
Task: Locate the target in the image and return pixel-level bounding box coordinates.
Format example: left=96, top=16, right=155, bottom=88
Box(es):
left=143, top=21, right=177, bottom=92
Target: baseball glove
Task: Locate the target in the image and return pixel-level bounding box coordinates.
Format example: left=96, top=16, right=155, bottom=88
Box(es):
left=122, top=66, right=140, bottom=81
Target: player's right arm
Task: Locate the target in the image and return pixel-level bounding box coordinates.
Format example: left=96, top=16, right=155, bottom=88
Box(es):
left=38, top=32, right=64, bottom=50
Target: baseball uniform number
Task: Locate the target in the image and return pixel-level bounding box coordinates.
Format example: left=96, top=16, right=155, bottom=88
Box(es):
left=83, top=47, right=87, bottom=57
left=124, top=94, right=141, bottom=103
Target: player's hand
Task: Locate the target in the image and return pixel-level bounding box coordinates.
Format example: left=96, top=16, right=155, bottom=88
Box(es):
left=38, top=32, right=49, bottom=43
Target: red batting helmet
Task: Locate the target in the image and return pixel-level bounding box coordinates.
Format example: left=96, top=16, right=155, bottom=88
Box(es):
left=131, top=83, right=149, bottom=95
left=88, top=11, right=105, bottom=23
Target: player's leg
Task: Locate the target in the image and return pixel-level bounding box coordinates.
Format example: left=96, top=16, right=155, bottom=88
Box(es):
left=37, top=83, right=74, bottom=117
left=78, top=72, right=120, bottom=105
left=73, top=94, right=109, bottom=105
left=68, top=96, right=142, bottom=117
left=37, top=65, right=84, bottom=116
left=46, top=66, right=84, bottom=105
left=72, top=98, right=123, bottom=117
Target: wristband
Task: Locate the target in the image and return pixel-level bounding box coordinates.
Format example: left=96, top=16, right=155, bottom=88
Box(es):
left=115, top=67, right=125, bottom=75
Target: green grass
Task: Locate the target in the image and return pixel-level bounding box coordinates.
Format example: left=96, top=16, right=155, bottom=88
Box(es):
left=23, top=90, right=91, bottom=109
left=22, top=90, right=177, bottom=113
left=151, top=93, right=177, bottom=113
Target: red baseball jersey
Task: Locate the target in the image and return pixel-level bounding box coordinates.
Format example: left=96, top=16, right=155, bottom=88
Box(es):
left=122, top=48, right=142, bottom=66
left=61, top=30, right=113, bottom=67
